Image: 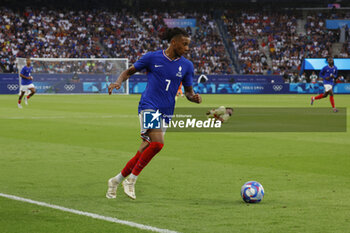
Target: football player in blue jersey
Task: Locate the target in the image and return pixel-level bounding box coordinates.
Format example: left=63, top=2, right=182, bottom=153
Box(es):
left=18, top=58, right=36, bottom=108
left=311, top=57, right=338, bottom=112
left=106, top=28, right=202, bottom=200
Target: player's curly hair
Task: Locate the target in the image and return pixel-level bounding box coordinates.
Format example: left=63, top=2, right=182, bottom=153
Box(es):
left=160, top=27, right=189, bottom=42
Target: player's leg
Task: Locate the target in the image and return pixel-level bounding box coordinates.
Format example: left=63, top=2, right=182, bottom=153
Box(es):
left=106, top=140, right=149, bottom=199
left=312, top=91, right=326, bottom=104
left=123, top=129, right=164, bottom=199
left=27, top=86, right=36, bottom=101
left=131, top=129, right=164, bottom=176
left=122, top=140, right=150, bottom=177
left=312, top=84, right=332, bottom=105
left=329, top=89, right=337, bottom=112
left=107, top=111, right=155, bottom=199
left=18, top=91, right=25, bottom=108
left=312, top=90, right=329, bottom=105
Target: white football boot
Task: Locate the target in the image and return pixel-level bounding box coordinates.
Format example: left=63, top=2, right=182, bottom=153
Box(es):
left=24, top=96, right=28, bottom=105
left=122, top=177, right=136, bottom=200
left=18, top=103, right=22, bottom=109
left=106, top=177, right=119, bottom=199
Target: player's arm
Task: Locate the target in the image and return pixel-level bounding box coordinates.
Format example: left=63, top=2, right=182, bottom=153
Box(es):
left=333, top=68, right=338, bottom=81
left=108, top=66, right=137, bottom=95
left=20, top=73, right=33, bottom=80
left=184, top=86, right=202, bottom=104
left=319, top=67, right=328, bottom=80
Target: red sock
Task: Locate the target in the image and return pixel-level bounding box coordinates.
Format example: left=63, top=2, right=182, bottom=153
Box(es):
left=18, top=100, right=21, bottom=104
left=314, top=94, right=324, bottom=100
left=121, top=151, right=142, bottom=177
left=27, top=95, right=32, bottom=99
left=330, top=96, right=335, bottom=108
left=131, top=142, right=164, bottom=176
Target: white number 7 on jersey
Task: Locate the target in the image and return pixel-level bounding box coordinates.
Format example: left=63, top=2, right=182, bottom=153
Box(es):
left=165, top=79, right=171, bottom=91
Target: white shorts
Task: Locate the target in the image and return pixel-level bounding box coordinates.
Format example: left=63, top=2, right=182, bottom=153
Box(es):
left=138, top=109, right=167, bottom=143
left=324, top=84, right=333, bottom=92
left=20, top=84, right=35, bottom=92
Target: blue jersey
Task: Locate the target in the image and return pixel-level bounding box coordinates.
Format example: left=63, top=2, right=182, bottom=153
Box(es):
left=134, top=50, right=194, bottom=118
left=319, top=65, right=337, bottom=85
left=20, top=66, right=33, bottom=85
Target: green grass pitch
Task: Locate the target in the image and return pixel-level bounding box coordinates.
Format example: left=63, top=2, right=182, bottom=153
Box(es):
left=0, top=94, right=349, bottom=233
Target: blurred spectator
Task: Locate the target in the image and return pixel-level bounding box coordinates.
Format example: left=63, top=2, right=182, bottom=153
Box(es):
left=0, top=7, right=348, bottom=76
left=288, top=72, right=298, bottom=83
left=310, top=71, right=318, bottom=84
left=336, top=74, right=345, bottom=83
left=223, top=10, right=341, bottom=75
left=339, top=42, right=350, bottom=58
left=298, top=72, right=307, bottom=83
left=0, top=7, right=108, bottom=73
left=136, top=10, right=233, bottom=74
left=0, top=7, right=233, bottom=74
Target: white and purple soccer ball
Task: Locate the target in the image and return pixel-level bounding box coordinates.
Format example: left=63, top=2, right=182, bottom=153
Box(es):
left=241, top=181, right=264, bottom=203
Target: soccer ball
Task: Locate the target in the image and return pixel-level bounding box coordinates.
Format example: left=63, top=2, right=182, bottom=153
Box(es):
left=241, top=181, right=264, bottom=203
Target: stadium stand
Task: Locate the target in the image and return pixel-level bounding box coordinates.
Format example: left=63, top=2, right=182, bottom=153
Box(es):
left=339, top=42, right=350, bottom=58
left=136, top=10, right=233, bottom=74
left=0, top=7, right=233, bottom=74
left=221, top=10, right=343, bottom=76
left=0, top=5, right=348, bottom=79
left=0, top=8, right=108, bottom=73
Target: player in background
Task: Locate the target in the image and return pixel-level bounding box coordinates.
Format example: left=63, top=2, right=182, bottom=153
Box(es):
left=106, top=28, right=202, bottom=200
left=310, top=57, right=338, bottom=112
left=18, top=58, right=36, bottom=108
left=177, top=82, right=184, bottom=97
left=206, top=106, right=233, bottom=123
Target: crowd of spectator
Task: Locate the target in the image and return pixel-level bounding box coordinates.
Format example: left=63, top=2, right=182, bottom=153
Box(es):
left=283, top=71, right=347, bottom=84
left=100, top=10, right=152, bottom=66
left=1, top=7, right=233, bottom=75
left=28, top=59, right=122, bottom=74
left=303, top=12, right=339, bottom=57
left=136, top=10, right=233, bottom=74
left=0, top=7, right=349, bottom=76
left=0, top=8, right=110, bottom=73
left=339, top=42, right=350, bottom=58
left=223, top=11, right=303, bottom=75
left=223, top=10, right=343, bottom=75
left=191, top=13, right=233, bottom=74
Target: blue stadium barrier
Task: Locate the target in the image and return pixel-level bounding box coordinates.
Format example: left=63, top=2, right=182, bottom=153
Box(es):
left=0, top=74, right=19, bottom=94
left=1, top=74, right=349, bottom=94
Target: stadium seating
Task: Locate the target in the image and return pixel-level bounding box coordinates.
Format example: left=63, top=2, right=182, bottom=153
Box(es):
left=0, top=8, right=107, bottom=73
left=339, top=42, right=350, bottom=58
left=222, top=10, right=341, bottom=75
left=0, top=7, right=347, bottom=77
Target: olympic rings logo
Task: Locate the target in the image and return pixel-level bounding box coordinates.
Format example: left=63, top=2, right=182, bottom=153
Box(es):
left=272, top=85, right=283, bottom=92
left=7, top=84, right=19, bottom=91
left=64, top=84, right=75, bottom=91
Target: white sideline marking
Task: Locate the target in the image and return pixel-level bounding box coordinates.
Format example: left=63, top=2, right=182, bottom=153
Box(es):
left=0, top=193, right=179, bottom=233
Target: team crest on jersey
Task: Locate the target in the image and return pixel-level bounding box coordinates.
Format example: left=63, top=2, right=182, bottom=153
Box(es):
left=176, top=66, right=182, bottom=78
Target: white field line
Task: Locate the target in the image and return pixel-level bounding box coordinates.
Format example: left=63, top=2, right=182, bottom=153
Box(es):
left=0, top=193, right=179, bottom=233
